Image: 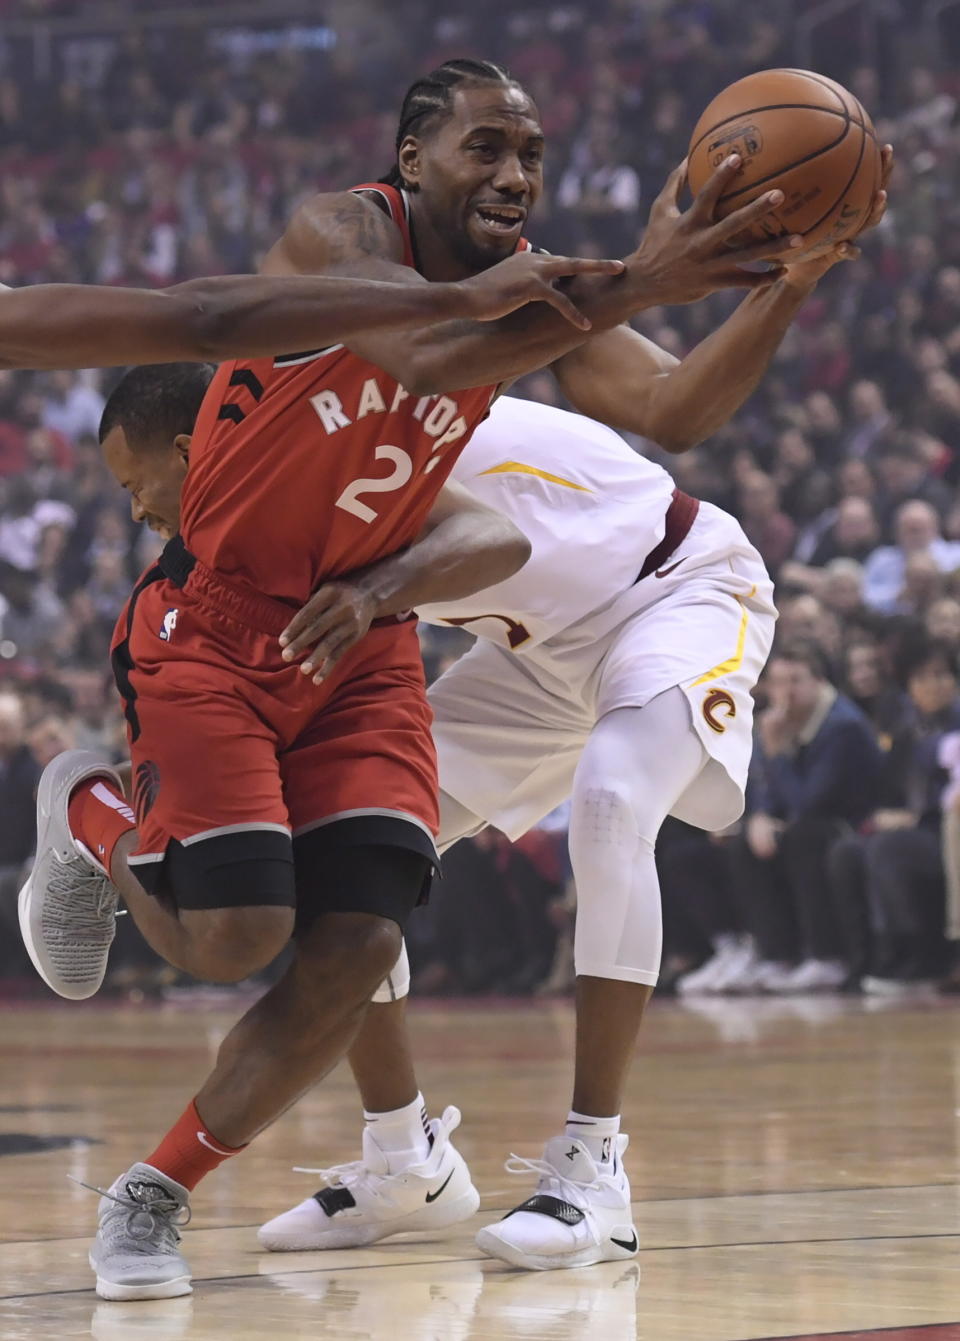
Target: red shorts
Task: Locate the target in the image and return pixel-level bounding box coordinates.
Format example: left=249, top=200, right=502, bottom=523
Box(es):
left=110, top=542, right=438, bottom=909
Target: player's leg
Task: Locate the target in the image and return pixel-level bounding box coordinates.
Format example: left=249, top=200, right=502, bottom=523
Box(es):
left=347, top=791, right=486, bottom=1111
left=477, top=689, right=707, bottom=1271
left=19, top=709, right=296, bottom=1000
left=259, top=791, right=488, bottom=1251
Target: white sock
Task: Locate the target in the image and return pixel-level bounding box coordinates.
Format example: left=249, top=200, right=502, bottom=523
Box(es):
left=363, top=1092, right=432, bottom=1172
left=564, top=1110, right=621, bottom=1167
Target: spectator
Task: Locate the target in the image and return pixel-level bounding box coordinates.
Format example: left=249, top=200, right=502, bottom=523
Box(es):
left=41, top=371, right=106, bottom=443
left=863, top=500, right=960, bottom=613
left=737, top=470, right=797, bottom=578
left=832, top=640, right=960, bottom=991
left=792, top=496, right=881, bottom=573
left=556, top=130, right=641, bottom=255
left=844, top=379, right=893, bottom=459
left=722, top=642, right=882, bottom=993
left=873, top=435, right=952, bottom=531
left=842, top=639, right=906, bottom=741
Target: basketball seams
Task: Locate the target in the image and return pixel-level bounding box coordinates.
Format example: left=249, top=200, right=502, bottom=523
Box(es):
left=689, top=102, right=850, bottom=159
left=777, top=68, right=867, bottom=128
left=795, top=116, right=868, bottom=243
left=714, top=116, right=852, bottom=208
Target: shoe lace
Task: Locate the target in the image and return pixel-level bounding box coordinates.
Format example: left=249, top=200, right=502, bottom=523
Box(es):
left=502, top=1153, right=604, bottom=1211
left=291, top=1159, right=401, bottom=1207
left=49, top=856, right=120, bottom=922
left=68, top=1175, right=191, bottom=1247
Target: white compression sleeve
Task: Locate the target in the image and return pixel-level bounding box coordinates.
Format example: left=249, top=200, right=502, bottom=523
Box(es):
left=569, top=688, right=708, bottom=985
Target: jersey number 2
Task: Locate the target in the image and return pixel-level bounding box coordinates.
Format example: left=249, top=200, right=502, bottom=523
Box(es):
left=334, top=445, right=412, bottom=524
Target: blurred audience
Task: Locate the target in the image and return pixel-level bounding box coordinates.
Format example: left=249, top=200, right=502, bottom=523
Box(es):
left=2, top=0, right=960, bottom=996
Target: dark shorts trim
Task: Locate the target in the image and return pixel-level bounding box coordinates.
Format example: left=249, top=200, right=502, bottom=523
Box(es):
left=133, top=817, right=436, bottom=928
left=133, top=828, right=296, bottom=912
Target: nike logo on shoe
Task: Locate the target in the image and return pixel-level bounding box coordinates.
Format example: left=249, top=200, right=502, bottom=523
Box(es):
left=611, top=1231, right=639, bottom=1252
left=425, top=1169, right=455, bottom=1203
left=655, top=559, right=684, bottom=578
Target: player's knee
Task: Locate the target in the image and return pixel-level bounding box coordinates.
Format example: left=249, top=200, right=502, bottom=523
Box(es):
left=573, top=783, right=655, bottom=851
left=301, top=914, right=403, bottom=998
left=187, top=905, right=294, bottom=983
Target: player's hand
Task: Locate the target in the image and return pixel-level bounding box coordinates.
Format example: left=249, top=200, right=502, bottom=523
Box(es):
left=458, top=251, right=625, bottom=330
left=778, top=144, right=893, bottom=289
left=279, top=580, right=378, bottom=683
left=778, top=239, right=861, bottom=289
left=626, top=155, right=806, bottom=306
left=861, top=142, right=893, bottom=234
left=746, top=813, right=782, bottom=862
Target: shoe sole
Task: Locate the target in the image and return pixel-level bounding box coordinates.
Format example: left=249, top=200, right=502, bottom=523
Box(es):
left=94, top=1273, right=192, bottom=1301
left=258, top=1185, right=480, bottom=1252
left=18, top=752, right=120, bottom=1001
left=475, top=1224, right=639, bottom=1272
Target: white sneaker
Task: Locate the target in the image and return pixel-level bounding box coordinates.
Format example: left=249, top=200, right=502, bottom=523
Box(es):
left=724, top=956, right=794, bottom=994
left=258, top=1105, right=479, bottom=1251
left=768, top=958, right=848, bottom=994
left=475, top=1134, right=638, bottom=1271
left=861, top=975, right=938, bottom=999
left=19, top=750, right=125, bottom=1001
left=675, top=936, right=745, bottom=995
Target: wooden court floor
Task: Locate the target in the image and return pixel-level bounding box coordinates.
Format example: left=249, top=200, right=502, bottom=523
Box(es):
left=3, top=993, right=960, bottom=1340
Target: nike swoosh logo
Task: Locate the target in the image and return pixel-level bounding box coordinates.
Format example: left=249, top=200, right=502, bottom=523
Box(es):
left=655, top=559, right=684, bottom=579
left=196, top=1131, right=235, bottom=1157
left=425, top=1169, right=455, bottom=1203
left=611, top=1231, right=639, bottom=1252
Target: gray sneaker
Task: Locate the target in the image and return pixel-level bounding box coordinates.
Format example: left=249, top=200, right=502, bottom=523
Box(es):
left=87, top=1163, right=192, bottom=1301
left=18, top=749, right=125, bottom=1000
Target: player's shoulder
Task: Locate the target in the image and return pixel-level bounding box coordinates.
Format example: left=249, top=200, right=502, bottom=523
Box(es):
left=272, top=188, right=405, bottom=270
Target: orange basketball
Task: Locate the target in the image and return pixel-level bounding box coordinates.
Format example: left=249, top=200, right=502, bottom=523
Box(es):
left=687, top=68, right=882, bottom=259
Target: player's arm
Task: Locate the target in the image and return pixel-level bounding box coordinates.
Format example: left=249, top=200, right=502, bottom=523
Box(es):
left=550, top=273, right=817, bottom=452
left=260, top=169, right=810, bottom=396
left=553, top=147, right=894, bottom=451
left=279, top=482, right=531, bottom=683
left=0, top=257, right=618, bottom=372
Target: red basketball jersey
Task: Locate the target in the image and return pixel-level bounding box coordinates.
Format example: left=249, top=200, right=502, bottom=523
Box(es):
left=179, top=184, right=531, bottom=604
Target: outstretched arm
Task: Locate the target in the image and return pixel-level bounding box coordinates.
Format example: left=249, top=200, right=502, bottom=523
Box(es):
left=278, top=482, right=531, bottom=683
left=552, top=270, right=817, bottom=451
left=553, top=147, right=894, bottom=449
left=262, top=163, right=808, bottom=396
left=0, top=255, right=618, bottom=372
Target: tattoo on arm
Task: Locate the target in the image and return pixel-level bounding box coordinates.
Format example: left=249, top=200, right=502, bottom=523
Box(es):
left=328, top=197, right=400, bottom=260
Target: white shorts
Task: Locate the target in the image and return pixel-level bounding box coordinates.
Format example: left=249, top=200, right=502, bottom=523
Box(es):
left=428, top=502, right=776, bottom=838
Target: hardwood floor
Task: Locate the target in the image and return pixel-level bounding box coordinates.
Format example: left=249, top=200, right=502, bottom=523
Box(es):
left=2, top=992, right=960, bottom=1340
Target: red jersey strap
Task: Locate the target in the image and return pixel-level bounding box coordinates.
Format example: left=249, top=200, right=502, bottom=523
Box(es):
left=351, top=182, right=415, bottom=268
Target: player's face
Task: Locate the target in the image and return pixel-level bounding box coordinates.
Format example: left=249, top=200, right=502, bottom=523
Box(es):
left=767, top=659, right=821, bottom=718
left=407, top=85, right=544, bottom=272
left=101, top=426, right=188, bottom=541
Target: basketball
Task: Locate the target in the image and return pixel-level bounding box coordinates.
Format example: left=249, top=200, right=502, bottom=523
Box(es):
left=687, top=68, right=882, bottom=259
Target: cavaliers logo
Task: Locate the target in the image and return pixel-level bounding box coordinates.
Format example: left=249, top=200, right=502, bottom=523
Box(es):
left=134, top=760, right=161, bottom=824
left=703, top=689, right=736, bottom=734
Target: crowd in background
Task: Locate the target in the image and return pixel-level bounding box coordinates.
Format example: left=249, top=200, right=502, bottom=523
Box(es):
left=1, top=0, right=960, bottom=998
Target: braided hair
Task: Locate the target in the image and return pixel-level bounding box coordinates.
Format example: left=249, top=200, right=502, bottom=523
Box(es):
left=381, top=59, right=520, bottom=190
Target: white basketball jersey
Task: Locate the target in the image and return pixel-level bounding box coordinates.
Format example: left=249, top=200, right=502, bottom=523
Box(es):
left=417, top=396, right=676, bottom=650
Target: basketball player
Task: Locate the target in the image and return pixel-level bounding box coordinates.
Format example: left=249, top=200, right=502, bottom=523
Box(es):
left=269, top=396, right=773, bottom=1269
left=17, top=59, right=890, bottom=1299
